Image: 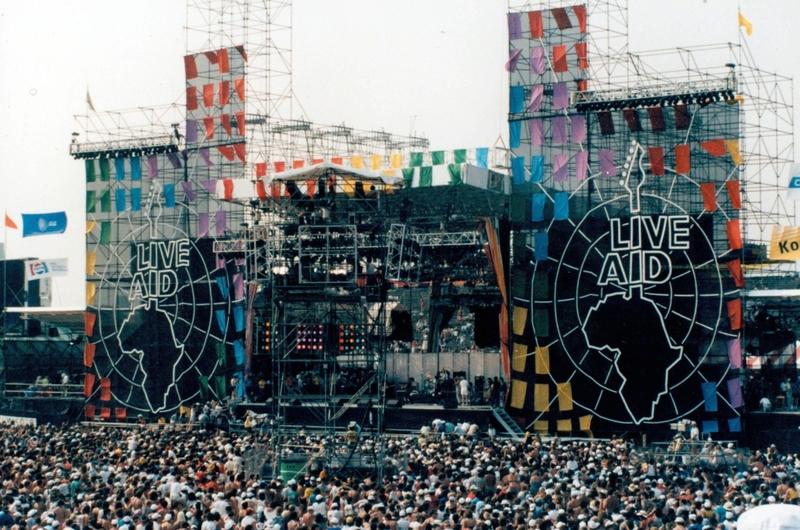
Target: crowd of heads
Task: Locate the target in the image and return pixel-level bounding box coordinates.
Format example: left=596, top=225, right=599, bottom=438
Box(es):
left=0, top=420, right=795, bottom=530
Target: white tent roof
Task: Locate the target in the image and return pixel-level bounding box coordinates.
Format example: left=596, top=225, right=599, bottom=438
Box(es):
left=266, top=161, right=403, bottom=186
left=737, top=504, right=800, bottom=530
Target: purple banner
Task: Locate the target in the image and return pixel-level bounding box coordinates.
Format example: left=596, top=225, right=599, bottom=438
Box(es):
left=505, top=49, right=522, bottom=72
left=530, top=47, right=545, bottom=75
left=530, top=119, right=544, bottom=146
left=553, top=82, right=568, bottom=110
left=166, top=152, right=182, bottom=169
left=216, top=253, right=226, bottom=270
left=552, top=116, right=567, bottom=145
left=575, top=151, right=588, bottom=180
left=186, top=119, right=197, bottom=143
left=599, top=150, right=616, bottom=177
left=199, top=148, right=215, bottom=167
left=198, top=213, right=209, bottom=237
left=215, top=210, right=227, bottom=236
left=508, top=13, right=522, bottom=40
left=553, top=154, right=568, bottom=182
left=147, top=155, right=158, bottom=178
left=181, top=181, right=196, bottom=202
left=571, top=114, right=586, bottom=144
left=235, top=258, right=245, bottom=267
left=529, top=85, right=544, bottom=111
left=727, top=337, right=742, bottom=369
left=727, top=378, right=744, bottom=408
left=201, top=180, right=217, bottom=193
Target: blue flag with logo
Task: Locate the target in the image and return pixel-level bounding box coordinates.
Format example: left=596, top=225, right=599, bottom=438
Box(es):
left=21, top=212, right=67, bottom=237
left=789, top=163, right=800, bottom=200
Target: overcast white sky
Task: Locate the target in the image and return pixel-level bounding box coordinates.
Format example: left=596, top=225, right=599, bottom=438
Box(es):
left=0, top=0, right=797, bottom=307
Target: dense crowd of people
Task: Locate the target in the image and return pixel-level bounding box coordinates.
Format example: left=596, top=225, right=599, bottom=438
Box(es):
left=0, top=419, right=795, bottom=530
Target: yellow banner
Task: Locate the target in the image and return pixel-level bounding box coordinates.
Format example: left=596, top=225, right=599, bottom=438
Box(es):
left=510, top=380, right=527, bottom=408
left=86, top=282, right=97, bottom=305
left=390, top=153, right=403, bottom=169
left=86, top=252, right=97, bottom=275
left=370, top=154, right=382, bottom=170
left=512, top=306, right=527, bottom=335
left=557, top=418, right=572, bottom=432
left=533, top=420, right=548, bottom=432
left=769, top=225, right=800, bottom=261
left=512, top=343, right=527, bottom=372
left=534, top=383, right=549, bottom=412
left=535, top=346, right=550, bottom=374
left=725, top=139, right=744, bottom=166
left=556, top=382, right=573, bottom=411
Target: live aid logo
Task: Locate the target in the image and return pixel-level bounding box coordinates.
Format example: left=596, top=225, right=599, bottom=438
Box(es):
left=129, top=239, right=191, bottom=301
left=597, top=215, right=690, bottom=287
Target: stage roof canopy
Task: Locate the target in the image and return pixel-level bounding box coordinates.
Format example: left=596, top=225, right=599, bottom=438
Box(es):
left=267, top=161, right=404, bottom=186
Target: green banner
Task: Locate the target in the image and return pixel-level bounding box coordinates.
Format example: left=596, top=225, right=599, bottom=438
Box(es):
left=216, top=342, right=227, bottom=366
left=99, top=158, right=110, bottom=181
left=448, top=163, right=462, bottom=186
left=409, top=152, right=423, bottom=167
left=454, top=149, right=467, bottom=164
left=100, top=190, right=111, bottom=213
left=419, top=166, right=433, bottom=187
left=215, top=375, right=227, bottom=399
left=431, top=151, right=445, bottom=165
left=100, top=222, right=112, bottom=245
left=86, top=190, right=96, bottom=213
left=85, top=160, right=96, bottom=183
left=402, top=168, right=415, bottom=188
left=199, top=376, right=209, bottom=401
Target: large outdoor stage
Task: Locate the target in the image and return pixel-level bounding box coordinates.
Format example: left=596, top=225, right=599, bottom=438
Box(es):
left=1, top=2, right=797, bottom=465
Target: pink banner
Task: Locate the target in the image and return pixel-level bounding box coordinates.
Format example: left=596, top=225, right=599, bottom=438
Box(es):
left=575, top=151, right=588, bottom=180
left=727, top=337, right=742, bottom=369
left=147, top=155, right=158, bottom=178
left=529, top=85, right=544, bottom=111
left=233, top=273, right=244, bottom=300
left=215, top=210, right=227, bottom=236
left=553, top=154, right=568, bottom=182
left=571, top=114, right=586, bottom=144
left=552, top=116, right=567, bottom=145
left=530, top=118, right=544, bottom=146
left=727, top=378, right=744, bottom=408
left=553, top=82, right=568, bottom=110
left=530, top=47, right=545, bottom=75
left=506, top=49, right=522, bottom=72
left=599, top=150, right=616, bottom=177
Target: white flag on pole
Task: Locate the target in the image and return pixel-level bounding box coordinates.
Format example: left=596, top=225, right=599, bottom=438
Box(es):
left=24, top=258, right=68, bottom=282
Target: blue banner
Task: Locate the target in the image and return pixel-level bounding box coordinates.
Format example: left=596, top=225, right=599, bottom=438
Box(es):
left=531, top=193, right=546, bottom=222
left=21, top=212, right=67, bottom=237
left=701, top=381, right=718, bottom=412
left=554, top=192, right=569, bottom=220
left=534, top=232, right=548, bottom=262
left=475, top=147, right=488, bottom=169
